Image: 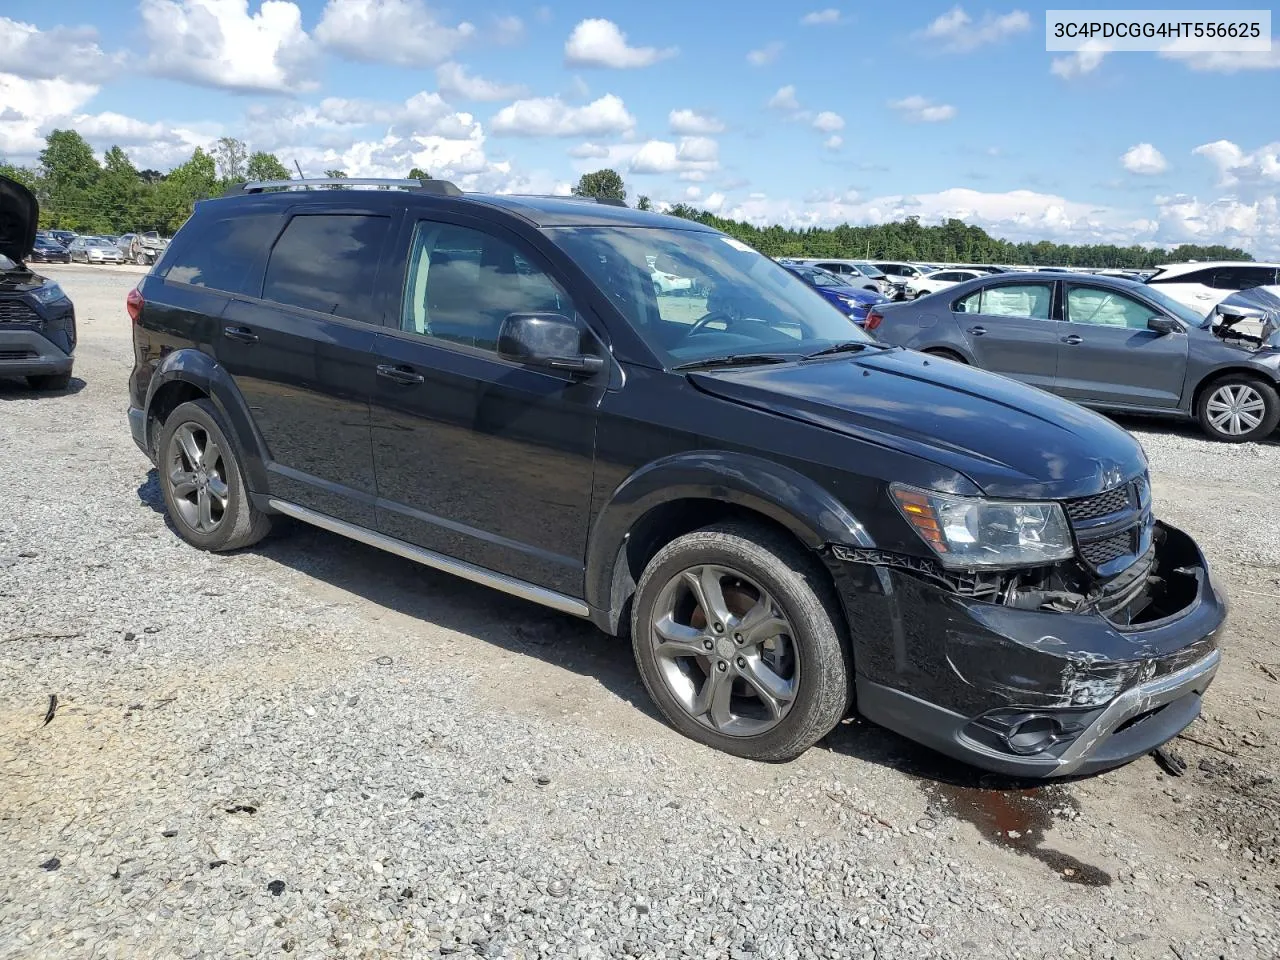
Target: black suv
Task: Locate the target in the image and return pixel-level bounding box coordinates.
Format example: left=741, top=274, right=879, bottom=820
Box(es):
left=127, top=178, right=1225, bottom=776
left=1, top=177, right=77, bottom=390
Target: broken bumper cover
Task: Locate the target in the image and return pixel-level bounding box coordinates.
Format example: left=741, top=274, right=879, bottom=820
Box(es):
left=834, top=521, right=1226, bottom=777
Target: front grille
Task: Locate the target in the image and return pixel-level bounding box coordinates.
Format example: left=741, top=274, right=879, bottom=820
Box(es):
left=0, top=349, right=38, bottom=360
left=1066, top=485, right=1131, bottom=521
left=0, top=300, right=40, bottom=324
left=1080, top=531, right=1135, bottom=566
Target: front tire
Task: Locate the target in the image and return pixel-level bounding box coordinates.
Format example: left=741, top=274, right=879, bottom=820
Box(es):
left=156, top=399, right=271, bottom=551
left=924, top=348, right=967, bottom=364
left=1196, top=375, right=1279, bottom=443
left=631, top=521, right=851, bottom=762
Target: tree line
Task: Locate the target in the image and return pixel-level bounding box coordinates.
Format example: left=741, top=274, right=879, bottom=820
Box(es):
left=0, top=139, right=1252, bottom=268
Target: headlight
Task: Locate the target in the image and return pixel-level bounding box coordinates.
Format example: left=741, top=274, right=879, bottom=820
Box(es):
left=891, top=483, right=1074, bottom=569
left=30, top=282, right=68, bottom=305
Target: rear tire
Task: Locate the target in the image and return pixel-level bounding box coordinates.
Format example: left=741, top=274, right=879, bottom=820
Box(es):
left=631, top=521, right=851, bottom=762
left=27, top=372, right=72, bottom=391
left=924, top=348, right=967, bottom=364
left=156, top=399, right=271, bottom=551
left=1195, top=375, right=1279, bottom=443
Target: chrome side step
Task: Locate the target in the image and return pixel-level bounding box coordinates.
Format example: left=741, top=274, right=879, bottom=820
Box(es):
left=267, top=498, right=591, bottom=618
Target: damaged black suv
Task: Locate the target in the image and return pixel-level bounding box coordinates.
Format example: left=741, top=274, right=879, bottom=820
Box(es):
left=1, top=176, right=76, bottom=390
left=126, top=178, right=1225, bottom=776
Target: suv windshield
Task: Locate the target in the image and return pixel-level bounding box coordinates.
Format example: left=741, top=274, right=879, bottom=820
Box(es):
left=546, top=226, right=873, bottom=365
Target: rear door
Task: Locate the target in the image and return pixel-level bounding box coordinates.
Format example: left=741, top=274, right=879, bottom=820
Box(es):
left=368, top=212, right=605, bottom=596
left=216, top=208, right=396, bottom=527
left=953, top=279, right=1062, bottom=390
left=1055, top=283, right=1188, bottom=408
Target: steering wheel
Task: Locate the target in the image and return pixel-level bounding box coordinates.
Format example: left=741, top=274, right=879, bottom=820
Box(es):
left=686, top=310, right=740, bottom=337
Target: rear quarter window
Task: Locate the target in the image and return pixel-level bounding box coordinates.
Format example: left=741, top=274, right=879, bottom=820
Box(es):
left=163, top=213, right=283, bottom=296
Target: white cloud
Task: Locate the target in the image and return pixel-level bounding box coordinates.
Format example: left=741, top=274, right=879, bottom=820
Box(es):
left=1154, top=194, right=1280, bottom=257
left=140, top=0, right=318, bottom=94
left=766, top=85, right=801, bottom=111
left=1159, top=37, right=1280, bottom=72
left=627, top=137, right=720, bottom=176
left=1051, top=41, right=1107, bottom=79
left=800, top=9, right=842, bottom=26
left=747, top=41, right=784, bottom=66
left=919, top=6, right=1029, bottom=51
left=316, top=0, right=475, bottom=67
left=1121, top=143, right=1167, bottom=176
left=494, top=15, right=524, bottom=45
left=490, top=93, right=635, bottom=137
left=888, top=95, right=956, bottom=123
left=685, top=185, right=701, bottom=199
left=568, top=142, right=610, bottom=159
left=668, top=108, right=725, bottom=135
left=824, top=135, right=843, bottom=151
left=0, top=73, right=100, bottom=159
left=564, top=19, right=675, bottom=68
left=812, top=111, right=845, bottom=133
left=0, top=17, right=115, bottom=81
left=1192, top=139, right=1280, bottom=189
left=436, top=62, right=526, bottom=101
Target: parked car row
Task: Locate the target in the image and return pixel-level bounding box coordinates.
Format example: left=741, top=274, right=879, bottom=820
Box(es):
left=32, top=229, right=172, bottom=266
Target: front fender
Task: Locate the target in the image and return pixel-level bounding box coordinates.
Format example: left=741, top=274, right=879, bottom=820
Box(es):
left=584, top=450, right=875, bottom=626
left=144, top=348, right=270, bottom=494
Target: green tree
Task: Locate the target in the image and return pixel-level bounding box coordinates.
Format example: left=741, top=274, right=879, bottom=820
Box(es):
left=572, top=168, right=626, bottom=203
left=38, top=129, right=100, bottom=192
left=636, top=195, right=652, bottom=211
left=245, top=151, right=292, bottom=182
left=212, top=137, right=249, bottom=182
left=0, top=162, right=37, bottom=190
left=408, top=167, right=432, bottom=180
left=98, top=146, right=143, bottom=232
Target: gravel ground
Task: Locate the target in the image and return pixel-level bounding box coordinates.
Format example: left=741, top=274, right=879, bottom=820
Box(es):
left=1, top=264, right=1278, bottom=959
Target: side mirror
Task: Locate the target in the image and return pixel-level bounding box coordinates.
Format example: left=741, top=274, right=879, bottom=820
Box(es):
left=1147, top=316, right=1177, bottom=335
left=497, top=312, right=604, bottom=376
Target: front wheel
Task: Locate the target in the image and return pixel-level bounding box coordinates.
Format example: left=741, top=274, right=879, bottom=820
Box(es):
left=631, top=522, right=851, bottom=762
left=1196, top=376, right=1280, bottom=443
left=156, top=399, right=271, bottom=551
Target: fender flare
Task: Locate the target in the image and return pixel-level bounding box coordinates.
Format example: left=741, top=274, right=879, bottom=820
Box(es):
left=143, top=348, right=271, bottom=494
left=584, top=450, right=875, bottom=629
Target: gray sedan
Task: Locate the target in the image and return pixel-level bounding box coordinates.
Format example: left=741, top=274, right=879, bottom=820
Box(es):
left=869, top=272, right=1280, bottom=442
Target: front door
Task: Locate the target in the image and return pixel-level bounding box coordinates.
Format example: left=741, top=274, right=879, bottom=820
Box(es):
left=369, top=215, right=604, bottom=597
left=216, top=210, right=395, bottom=527
left=953, top=280, right=1062, bottom=391
left=1055, top=284, right=1189, bottom=408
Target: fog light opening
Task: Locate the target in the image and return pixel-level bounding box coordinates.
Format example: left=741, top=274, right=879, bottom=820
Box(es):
left=1006, top=716, right=1061, bottom=755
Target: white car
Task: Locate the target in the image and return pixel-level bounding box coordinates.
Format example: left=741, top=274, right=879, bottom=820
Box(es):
left=651, top=269, right=694, bottom=295
left=905, top=268, right=985, bottom=298
left=1145, top=261, right=1280, bottom=318
left=778, top=259, right=893, bottom=296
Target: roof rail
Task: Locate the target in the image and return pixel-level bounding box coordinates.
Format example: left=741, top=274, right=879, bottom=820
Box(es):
left=506, top=193, right=629, bottom=208
left=222, top=178, right=463, bottom=198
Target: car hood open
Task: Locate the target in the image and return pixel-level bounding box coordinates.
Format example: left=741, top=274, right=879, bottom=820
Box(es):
left=0, top=175, right=38, bottom=264
left=689, top=348, right=1148, bottom=500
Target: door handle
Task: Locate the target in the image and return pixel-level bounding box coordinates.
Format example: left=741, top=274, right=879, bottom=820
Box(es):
left=222, top=326, right=259, bottom=344
left=968, top=325, right=987, bottom=336
left=1062, top=334, right=1083, bottom=345
left=376, top=364, right=426, bottom=385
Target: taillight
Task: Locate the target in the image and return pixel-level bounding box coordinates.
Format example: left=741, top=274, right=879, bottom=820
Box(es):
left=126, top=287, right=143, bottom=324
left=864, top=310, right=883, bottom=331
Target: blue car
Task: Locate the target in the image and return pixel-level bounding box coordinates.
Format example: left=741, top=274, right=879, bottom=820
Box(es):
left=781, top=263, right=888, bottom=326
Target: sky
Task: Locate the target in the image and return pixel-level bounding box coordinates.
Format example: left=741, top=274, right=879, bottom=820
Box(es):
left=1, top=1, right=1279, bottom=256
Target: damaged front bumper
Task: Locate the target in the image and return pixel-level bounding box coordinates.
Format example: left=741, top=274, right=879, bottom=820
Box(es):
left=829, top=521, right=1226, bottom=777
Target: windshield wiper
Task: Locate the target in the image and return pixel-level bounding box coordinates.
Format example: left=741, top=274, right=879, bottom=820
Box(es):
left=801, top=341, right=889, bottom=360
left=673, top=353, right=792, bottom=371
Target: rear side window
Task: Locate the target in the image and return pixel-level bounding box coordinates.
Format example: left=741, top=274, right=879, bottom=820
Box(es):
left=262, top=214, right=391, bottom=320
left=1213, top=266, right=1277, bottom=290
left=1149, top=267, right=1214, bottom=286
left=165, top=214, right=281, bottom=295
left=955, top=282, right=1053, bottom=319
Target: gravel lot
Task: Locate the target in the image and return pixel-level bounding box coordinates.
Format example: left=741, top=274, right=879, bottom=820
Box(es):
left=2, top=264, right=1278, bottom=959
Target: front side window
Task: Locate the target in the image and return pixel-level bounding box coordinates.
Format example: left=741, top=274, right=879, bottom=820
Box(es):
left=262, top=214, right=390, bottom=320
left=400, top=220, right=574, bottom=353
left=545, top=226, right=873, bottom=366
left=1066, top=287, right=1161, bottom=329
left=165, top=214, right=282, bottom=295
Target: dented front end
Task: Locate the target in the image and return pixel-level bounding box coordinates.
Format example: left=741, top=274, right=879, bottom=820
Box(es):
left=828, top=517, right=1226, bottom=777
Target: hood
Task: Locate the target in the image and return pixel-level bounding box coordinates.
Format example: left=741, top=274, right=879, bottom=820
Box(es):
left=0, top=175, right=38, bottom=263
left=689, top=348, right=1147, bottom=499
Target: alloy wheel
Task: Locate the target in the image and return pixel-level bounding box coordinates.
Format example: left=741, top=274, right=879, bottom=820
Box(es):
left=1205, top=383, right=1266, bottom=437
left=166, top=422, right=230, bottom=533
left=649, top=564, right=799, bottom=737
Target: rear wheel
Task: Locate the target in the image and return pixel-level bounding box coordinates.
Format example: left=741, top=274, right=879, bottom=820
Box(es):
left=1196, top=375, right=1279, bottom=443
left=924, top=348, right=967, bottom=364
left=156, top=399, right=271, bottom=551
left=631, top=521, right=851, bottom=762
